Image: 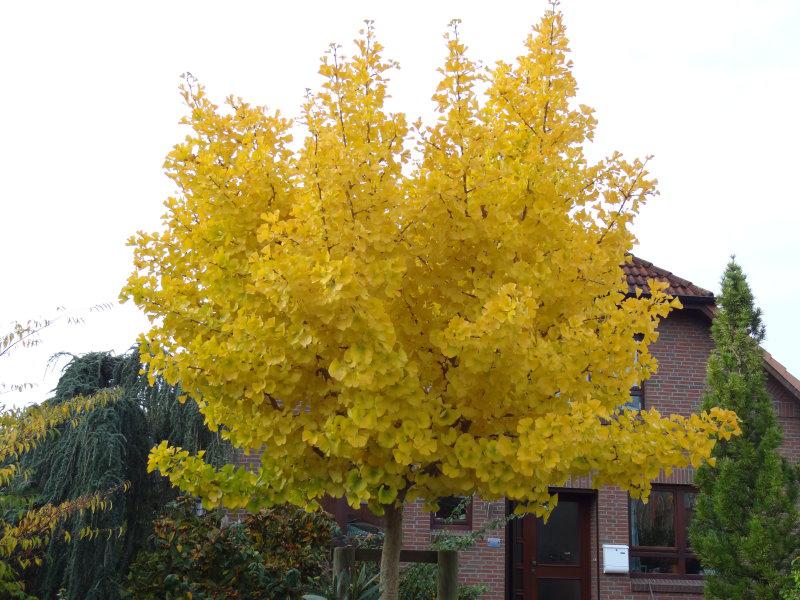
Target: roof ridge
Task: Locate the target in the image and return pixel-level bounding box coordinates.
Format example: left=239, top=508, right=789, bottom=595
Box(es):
left=624, top=255, right=714, bottom=299
left=626, top=260, right=800, bottom=402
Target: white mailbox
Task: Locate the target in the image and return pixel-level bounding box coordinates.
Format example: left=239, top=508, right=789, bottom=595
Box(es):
left=602, top=544, right=629, bottom=574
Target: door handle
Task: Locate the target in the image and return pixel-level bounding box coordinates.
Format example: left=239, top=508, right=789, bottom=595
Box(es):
left=530, top=559, right=537, bottom=574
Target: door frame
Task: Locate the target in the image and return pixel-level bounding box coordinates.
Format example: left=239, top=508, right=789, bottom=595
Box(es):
left=506, top=490, right=595, bottom=600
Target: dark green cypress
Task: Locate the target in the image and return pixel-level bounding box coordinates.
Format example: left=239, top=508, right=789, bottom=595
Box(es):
left=690, top=260, right=800, bottom=599
left=23, top=349, right=229, bottom=600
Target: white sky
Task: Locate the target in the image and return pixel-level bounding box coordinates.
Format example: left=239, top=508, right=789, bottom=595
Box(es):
left=1, top=0, right=798, bottom=407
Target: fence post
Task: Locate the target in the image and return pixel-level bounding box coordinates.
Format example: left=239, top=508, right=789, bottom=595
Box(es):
left=437, top=549, right=458, bottom=600
left=333, top=546, right=355, bottom=599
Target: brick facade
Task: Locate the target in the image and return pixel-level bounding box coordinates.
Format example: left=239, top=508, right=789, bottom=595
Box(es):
left=593, top=309, right=714, bottom=600
left=401, top=498, right=508, bottom=600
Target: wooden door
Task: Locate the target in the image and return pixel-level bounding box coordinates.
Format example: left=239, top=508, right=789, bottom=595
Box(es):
left=514, top=494, right=591, bottom=600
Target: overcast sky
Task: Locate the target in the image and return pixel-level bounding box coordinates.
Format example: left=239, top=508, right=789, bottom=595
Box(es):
left=1, top=0, right=798, bottom=407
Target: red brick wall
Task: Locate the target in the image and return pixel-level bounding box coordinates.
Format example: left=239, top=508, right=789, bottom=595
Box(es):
left=646, top=309, right=714, bottom=418
left=400, top=499, right=430, bottom=550
left=592, top=310, right=710, bottom=599
left=402, top=498, right=507, bottom=600
left=768, top=375, right=800, bottom=462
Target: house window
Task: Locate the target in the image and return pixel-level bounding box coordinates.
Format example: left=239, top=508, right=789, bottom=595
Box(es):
left=430, top=495, right=472, bottom=530
left=625, top=383, right=644, bottom=411
left=629, top=486, right=702, bottom=577
left=624, top=345, right=644, bottom=411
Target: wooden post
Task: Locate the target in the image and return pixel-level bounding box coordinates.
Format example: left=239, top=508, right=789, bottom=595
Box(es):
left=437, top=549, right=458, bottom=600
left=333, top=546, right=355, bottom=599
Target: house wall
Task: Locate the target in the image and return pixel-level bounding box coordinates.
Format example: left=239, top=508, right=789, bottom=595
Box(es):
left=769, top=376, right=800, bottom=462
left=594, top=309, right=712, bottom=599
left=591, top=309, right=799, bottom=600
left=645, top=309, right=714, bottom=418
left=402, top=498, right=508, bottom=600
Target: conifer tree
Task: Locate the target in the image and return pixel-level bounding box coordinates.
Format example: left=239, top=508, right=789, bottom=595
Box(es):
left=690, top=260, right=800, bottom=599
left=23, top=350, right=228, bottom=600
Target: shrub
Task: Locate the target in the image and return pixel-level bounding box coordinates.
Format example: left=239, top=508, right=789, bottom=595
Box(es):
left=244, top=504, right=336, bottom=592
left=784, top=559, right=800, bottom=600
left=398, top=563, right=486, bottom=600
left=125, top=498, right=336, bottom=599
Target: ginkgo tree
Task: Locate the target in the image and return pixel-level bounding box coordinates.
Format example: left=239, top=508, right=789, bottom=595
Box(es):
left=124, top=8, right=740, bottom=599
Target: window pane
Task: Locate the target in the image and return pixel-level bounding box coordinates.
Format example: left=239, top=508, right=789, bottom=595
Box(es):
left=684, top=491, right=697, bottom=548
left=538, top=579, right=581, bottom=600
left=630, top=490, right=675, bottom=547
left=537, top=500, right=580, bottom=565
left=625, top=386, right=643, bottom=411
left=630, top=556, right=679, bottom=574
left=686, top=557, right=705, bottom=575
left=434, top=496, right=469, bottom=522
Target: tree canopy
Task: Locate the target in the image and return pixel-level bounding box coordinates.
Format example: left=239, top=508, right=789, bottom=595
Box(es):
left=124, top=8, right=740, bottom=598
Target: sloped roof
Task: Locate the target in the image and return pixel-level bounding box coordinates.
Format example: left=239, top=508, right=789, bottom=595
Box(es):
left=763, top=351, right=800, bottom=402
left=623, top=256, right=800, bottom=400
left=624, top=255, right=714, bottom=300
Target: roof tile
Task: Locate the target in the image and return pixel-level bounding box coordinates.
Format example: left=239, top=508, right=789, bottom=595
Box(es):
left=624, top=255, right=714, bottom=300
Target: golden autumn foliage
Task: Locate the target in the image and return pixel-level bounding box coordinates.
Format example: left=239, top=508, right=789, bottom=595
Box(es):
left=126, top=10, right=739, bottom=527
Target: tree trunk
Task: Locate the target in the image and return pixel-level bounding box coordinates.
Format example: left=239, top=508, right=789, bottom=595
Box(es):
left=379, top=503, right=403, bottom=600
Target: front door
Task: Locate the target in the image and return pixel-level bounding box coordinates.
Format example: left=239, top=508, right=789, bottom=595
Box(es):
left=510, top=493, right=592, bottom=600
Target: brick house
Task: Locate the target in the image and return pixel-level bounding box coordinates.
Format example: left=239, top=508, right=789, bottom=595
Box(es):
left=322, top=256, right=800, bottom=600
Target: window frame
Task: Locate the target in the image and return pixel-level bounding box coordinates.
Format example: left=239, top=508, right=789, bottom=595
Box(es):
left=629, top=484, right=702, bottom=579
left=626, top=381, right=645, bottom=411
left=626, top=337, right=645, bottom=411
left=430, top=495, right=473, bottom=531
